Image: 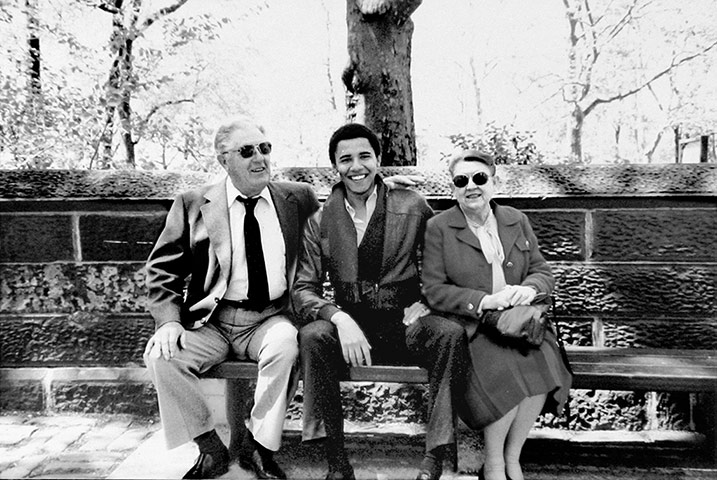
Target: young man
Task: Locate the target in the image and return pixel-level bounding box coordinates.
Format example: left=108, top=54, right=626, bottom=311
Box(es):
left=144, top=117, right=320, bottom=479
left=292, top=123, right=469, bottom=480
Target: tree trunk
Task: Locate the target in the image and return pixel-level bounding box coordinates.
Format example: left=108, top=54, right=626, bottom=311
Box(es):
left=26, top=0, right=41, bottom=97
left=570, top=103, right=583, bottom=162
left=118, top=35, right=136, bottom=168
left=343, top=0, right=422, bottom=166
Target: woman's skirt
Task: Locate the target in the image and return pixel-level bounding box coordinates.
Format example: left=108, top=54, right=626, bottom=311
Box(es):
left=458, top=327, right=572, bottom=430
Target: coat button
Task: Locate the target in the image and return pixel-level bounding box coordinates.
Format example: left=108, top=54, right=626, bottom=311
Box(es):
left=467, top=303, right=474, bottom=311
left=507, top=261, right=514, bottom=267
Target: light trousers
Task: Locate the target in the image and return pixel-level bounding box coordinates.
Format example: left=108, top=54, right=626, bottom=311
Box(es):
left=145, top=304, right=298, bottom=451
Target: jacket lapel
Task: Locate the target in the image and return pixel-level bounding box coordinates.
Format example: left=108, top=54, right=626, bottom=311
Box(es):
left=201, top=180, right=232, bottom=281
left=447, top=205, right=482, bottom=251
left=269, top=183, right=299, bottom=271
left=494, top=204, right=521, bottom=262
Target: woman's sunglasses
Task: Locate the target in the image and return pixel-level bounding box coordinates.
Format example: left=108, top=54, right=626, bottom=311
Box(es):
left=452, top=171, right=490, bottom=188
left=224, top=142, right=272, bottom=159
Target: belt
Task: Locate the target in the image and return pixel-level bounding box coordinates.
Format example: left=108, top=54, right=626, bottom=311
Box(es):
left=215, top=297, right=275, bottom=312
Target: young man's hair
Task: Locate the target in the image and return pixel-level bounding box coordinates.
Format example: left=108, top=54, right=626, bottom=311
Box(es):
left=328, top=123, right=381, bottom=165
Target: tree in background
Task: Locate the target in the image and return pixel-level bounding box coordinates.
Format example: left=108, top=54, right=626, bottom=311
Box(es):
left=343, top=0, right=422, bottom=166
left=91, top=0, right=191, bottom=168
left=0, top=1, right=106, bottom=168
left=560, top=0, right=717, bottom=163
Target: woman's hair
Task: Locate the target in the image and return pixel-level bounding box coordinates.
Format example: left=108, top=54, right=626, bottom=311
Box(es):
left=328, top=123, right=381, bottom=165
left=448, top=149, right=496, bottom=177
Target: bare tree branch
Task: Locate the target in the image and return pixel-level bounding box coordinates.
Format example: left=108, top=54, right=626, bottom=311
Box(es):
left=139, top=0, right=190, bottom=33
left=601, top=0, right=639, bottom=44
left=584, top=38, right=717, bottom=116
left=145, top=99, right=194, bottom=124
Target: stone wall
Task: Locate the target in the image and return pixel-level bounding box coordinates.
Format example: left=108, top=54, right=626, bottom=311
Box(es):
left=1, top=166, right=715, bottom=433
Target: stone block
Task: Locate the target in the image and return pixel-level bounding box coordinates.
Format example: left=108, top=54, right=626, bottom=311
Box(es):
left=554, top=317, right=593, bottom=346
left=593, top=209, right=717, bottom=261
left=0, top=313, right=154, bottom=365
left=52, top=382, right=158, bottom=415
left=0, top=425, right=38, bottom=446
left=537, top=389, right=648, bottom=431
left=0, top=379, right=44, bottom=411
left=0, top=215, right=73, bottom=262
left=655, top=392, right=692, bottom=430
left=525, top=210, right=585, bottom=261
left=603, top=319, right=717, bottom=349
left=0, top=263, right=147, bottom=313
left=80, top=214, right=166, bottom=261
left=552, top=264, right=716, bottom=316
left=106, top=429, right=153, bottom=452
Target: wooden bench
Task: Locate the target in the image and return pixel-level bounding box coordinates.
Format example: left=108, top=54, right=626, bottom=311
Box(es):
left=206, top=347, right=717, bottom=391
left=204, top=347, right=717, bottom=466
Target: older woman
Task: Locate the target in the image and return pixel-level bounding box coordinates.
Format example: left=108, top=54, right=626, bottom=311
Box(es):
left=421, top=150, right=572, bottom=480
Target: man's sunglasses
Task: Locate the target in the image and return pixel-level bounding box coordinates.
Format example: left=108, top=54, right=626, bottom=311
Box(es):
left=223, top=142, right=272, bottom=159
left=452, top=171, right=490, bottom=188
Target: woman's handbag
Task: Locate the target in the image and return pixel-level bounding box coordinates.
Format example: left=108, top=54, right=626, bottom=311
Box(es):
left=480, top=302, right=551, bottom=350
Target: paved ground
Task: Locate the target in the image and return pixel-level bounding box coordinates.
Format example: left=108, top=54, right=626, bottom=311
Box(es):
left=0, top=414, right=715, bottom=479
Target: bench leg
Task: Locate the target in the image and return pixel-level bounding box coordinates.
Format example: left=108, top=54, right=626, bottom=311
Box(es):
left=226, top=378, right=251, bottom=457
left=450, top=438, right=459, bottom=472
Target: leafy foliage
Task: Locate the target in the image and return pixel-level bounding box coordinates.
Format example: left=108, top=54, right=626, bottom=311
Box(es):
left=446, top=123, right=544, bottom=165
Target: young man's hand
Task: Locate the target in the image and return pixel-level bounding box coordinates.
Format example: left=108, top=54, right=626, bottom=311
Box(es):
left=331, top=311, right=372, bottom=366
left=402, top=301, right=431, bottom=326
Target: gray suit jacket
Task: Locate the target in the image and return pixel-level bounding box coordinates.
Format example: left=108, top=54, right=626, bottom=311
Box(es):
left=145, top=178, right=320, bottom=330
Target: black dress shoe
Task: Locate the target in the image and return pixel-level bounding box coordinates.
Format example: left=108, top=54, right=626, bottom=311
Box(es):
left=239, top=449, right=286, bottom=479
left=183, top=448, right=230, bottom=479
left=415, top=469, right=441, bottom=480
left=325, top=465, right=355, bottom=480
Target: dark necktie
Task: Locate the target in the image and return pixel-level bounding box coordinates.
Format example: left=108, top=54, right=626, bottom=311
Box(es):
left=237, top=196, right=270, bottom=307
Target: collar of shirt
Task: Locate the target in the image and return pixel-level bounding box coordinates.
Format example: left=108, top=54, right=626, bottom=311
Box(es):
left=344, top=185, right=377, bottom=245
left=462, top=208, right=505, bottom=264
left=225, top=176, right=271, bottom=207
left=344, top=185, right=378, bottom=223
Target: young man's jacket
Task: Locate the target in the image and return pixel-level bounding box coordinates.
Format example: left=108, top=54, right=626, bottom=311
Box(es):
left=145, top=178, right=320, bottom=330
left=292, top=177, right=434, bottom=326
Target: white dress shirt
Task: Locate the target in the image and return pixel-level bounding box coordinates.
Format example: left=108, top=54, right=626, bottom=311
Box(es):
left=344, top=186, right=378, bottom=245
left=224, top=177, right=287, bottom=301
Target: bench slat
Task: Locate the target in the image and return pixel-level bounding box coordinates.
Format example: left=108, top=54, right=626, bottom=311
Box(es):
left=202, top=348, right=717, bottom=392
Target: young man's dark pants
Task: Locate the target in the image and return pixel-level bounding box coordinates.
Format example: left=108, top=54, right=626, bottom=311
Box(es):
left=299, top=312, right=468, bottom=472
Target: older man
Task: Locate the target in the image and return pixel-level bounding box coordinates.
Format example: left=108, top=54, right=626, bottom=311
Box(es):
left=144, top=117, right=320, bottom=479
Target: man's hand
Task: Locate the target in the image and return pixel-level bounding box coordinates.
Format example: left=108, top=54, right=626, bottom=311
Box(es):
left=331, top=311, right=372, bottom=367
left=383, top=174, right=426, bottom=190
left=403, top=301, right=430, bottom=326
left=144, top=322, right=186, bottom=361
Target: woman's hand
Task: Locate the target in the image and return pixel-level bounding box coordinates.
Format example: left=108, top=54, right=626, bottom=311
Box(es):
left=481, top=289, right=513, bottom=310
left=505, top=285, right=537, bottom=306
left=482, top=285, right=537, bottom=310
